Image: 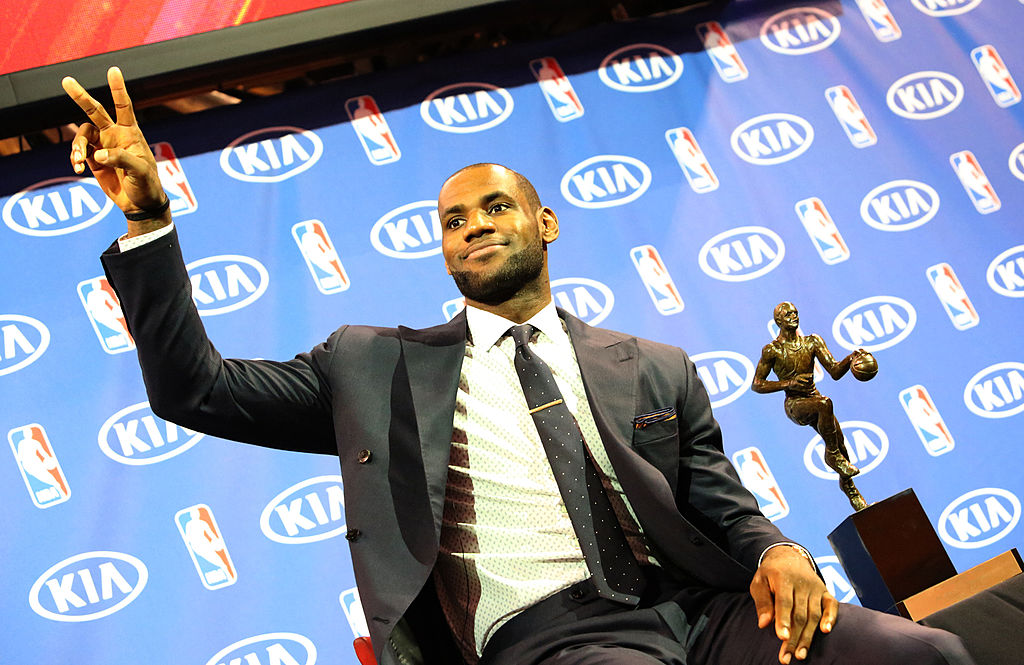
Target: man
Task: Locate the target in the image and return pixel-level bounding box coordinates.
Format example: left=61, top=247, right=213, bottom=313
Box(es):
left=61, top=67, right=972, bottom=665
left=752, top=303, right=869, bottom=511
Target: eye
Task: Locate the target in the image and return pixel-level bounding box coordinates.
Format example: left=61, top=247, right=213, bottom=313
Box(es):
left=445, top=216, right=464, bottom=230
left=488, top=201, right=510, bottom=214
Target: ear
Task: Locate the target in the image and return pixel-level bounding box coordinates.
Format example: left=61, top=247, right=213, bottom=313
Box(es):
left=538, top=206, right=559, bottom=244
left=445, top=261, right=452, bottom=276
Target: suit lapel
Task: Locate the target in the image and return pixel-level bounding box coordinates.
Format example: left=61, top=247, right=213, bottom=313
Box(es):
left=564, top=310, right=638, bottom=454
left=566, top=312, right=752, bottom=588
left=398, top=312, right=467, bottom=554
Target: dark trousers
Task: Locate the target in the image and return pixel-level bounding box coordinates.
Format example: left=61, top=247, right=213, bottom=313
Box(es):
left=480, top=569, right=974, bottom=665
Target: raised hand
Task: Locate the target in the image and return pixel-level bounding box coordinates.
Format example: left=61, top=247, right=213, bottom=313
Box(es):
left=61, top=66, right=171, bottom=235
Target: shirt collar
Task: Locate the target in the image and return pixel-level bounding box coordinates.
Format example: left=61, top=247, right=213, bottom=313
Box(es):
left=465, top=300, right=566, bottom=350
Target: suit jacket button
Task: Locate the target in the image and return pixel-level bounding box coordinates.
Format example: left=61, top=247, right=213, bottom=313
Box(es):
left=690, top=535, right=704, bottom=546
left=357, top=449, right=372, bottom=464
left=569, top=587, right=585, bottom=600
left=346, top=528, right=361, bottom=541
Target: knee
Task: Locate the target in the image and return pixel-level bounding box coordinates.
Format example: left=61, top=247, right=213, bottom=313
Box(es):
left=821, top=606, right=974, bottom=665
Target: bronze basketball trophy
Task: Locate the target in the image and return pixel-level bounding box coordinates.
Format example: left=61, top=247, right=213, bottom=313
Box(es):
left=753, top=302, right=957, bottom=614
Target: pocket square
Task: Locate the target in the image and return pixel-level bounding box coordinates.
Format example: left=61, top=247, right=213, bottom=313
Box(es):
left=632, top=407, right=677, bottom=429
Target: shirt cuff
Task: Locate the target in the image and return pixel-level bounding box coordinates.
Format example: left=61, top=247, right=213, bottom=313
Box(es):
left=758, top=542, right=815, bottom=569
left=117, top=223, right=175, bottom=252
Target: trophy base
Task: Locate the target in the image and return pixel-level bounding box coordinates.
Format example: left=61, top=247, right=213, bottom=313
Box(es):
left=828, top=488, right=956, bottom=613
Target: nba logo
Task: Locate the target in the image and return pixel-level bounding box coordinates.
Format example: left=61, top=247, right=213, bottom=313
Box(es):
left=695, top=22, right=748, bottom=82
left=442, top=297, right=466, bottom=322
left=174, top=504, right=237, bottom=590
left=795, top=197, right=850, bottom=265
left=949, top=150, right=1000, bottom=214
left=665, top=128, right=718, bottom=193
left=8, top=424, right=70, bottom=509
left=926, top=262, right=979, bottom=330
left=151, top=142, right=198, bottom=216
left=971, top=45, right=1021, bottom=108
left=529, top=57, right=585, bottom=122
left=345, top=95, right=401, bottom=165
left=854, top=0, right=901, bottom=42
left=291, top=220, right=350, bottom=295
left=630, top=245, right=684, bottom=315
left=732, top=447, right=788, bottom=521
left=899, top=385, right=954, bottom=456
left=825, top=86, right=876, bottom=148
left=77, top=276, right=134, bottom=354
left=339, top=586, right=370, bottom=638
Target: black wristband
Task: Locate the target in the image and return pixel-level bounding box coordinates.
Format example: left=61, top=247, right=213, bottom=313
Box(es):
left=124, top=197, right=170, bottom=221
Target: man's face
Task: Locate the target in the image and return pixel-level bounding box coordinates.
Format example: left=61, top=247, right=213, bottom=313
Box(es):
left=775, top=303, right=799, bottom=330
left=439, top=165, right=557, bottom=305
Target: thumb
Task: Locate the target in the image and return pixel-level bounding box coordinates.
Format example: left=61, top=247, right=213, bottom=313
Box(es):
left=750, top=574, right=775, bottom=629
left=94, top=147, right=149, bottom=174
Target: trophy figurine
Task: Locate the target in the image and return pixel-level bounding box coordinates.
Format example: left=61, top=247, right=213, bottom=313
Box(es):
left=752, top=302, right=877, bottom=512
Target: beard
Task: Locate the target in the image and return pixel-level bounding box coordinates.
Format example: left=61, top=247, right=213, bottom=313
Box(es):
left=450, top=234, right=545, bottom=306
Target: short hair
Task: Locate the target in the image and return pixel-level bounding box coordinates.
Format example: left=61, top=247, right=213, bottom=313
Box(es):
left=442, top=163, right=542, bottom=213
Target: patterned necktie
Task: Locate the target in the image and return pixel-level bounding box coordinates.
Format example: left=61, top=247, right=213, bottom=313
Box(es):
left=509, top=323, right=644, bottom=604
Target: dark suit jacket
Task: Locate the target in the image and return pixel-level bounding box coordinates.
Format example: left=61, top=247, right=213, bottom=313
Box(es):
left=102, top=230, right=790, bottom=665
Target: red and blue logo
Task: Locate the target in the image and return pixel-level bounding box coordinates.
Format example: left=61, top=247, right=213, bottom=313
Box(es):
left=529, top=57, right=584, bottom=122
left=77, top=276, right=134, bottom=354
left=345, top=95, right=402, bottom=164
left=732, top=446, right=788, bottom=521
left=152, top=142, right=198, bottom=216
left=630, top=245, right=684, bottom=315
left=665, top=127, right=718, bottom=193
left=899, top=385, right=955, bottom=457
left=292, top=220, right=350, bottom=295
left=8, top=423, right=70, bottom=508
left=971, top=45, right=1020, bottom=108
left=695, top=22, right=747, bottom=82
left=825, top=86, right=876, bottom=148
left=854, top=0, right=901, bottom=42
left=175, top=504, right=237, bottom=590
left=795, top=197, right=850, bottom=265
left=926, top=262, right=979, bottom=330
left=950, top=150, right=1000, bottom=214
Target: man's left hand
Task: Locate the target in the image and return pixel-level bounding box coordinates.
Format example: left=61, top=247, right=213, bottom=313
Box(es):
left=749, top=545, right=838, bottom=664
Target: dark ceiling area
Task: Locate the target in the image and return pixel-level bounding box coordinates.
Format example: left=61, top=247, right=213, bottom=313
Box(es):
left=0, top=0, right=718, bottom=156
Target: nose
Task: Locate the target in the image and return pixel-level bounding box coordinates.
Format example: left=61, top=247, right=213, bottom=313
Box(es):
left=463, top=209, right=496, bottom=237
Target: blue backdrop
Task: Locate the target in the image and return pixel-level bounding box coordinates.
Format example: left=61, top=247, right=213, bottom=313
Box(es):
left=2, top=1, right=1022, bottom=663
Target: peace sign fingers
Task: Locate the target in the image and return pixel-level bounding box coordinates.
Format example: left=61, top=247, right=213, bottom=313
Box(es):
left=106, top=66, right=137, bottom=127
left=61, top=74, right=115, bottom=131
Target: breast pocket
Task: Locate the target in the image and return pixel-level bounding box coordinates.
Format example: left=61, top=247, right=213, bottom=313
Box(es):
left=631, top=408, right=679, bottom=493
